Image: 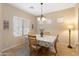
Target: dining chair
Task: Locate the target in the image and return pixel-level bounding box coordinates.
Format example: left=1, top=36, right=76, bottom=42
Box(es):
left=28, top=35, right=41, bottom=56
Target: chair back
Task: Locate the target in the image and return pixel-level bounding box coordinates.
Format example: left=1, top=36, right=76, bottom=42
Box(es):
left=28, top=35, right=37, bottom=48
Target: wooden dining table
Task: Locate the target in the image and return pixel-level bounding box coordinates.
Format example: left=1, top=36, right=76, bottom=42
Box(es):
left=36, top=35, right=57, bottom=53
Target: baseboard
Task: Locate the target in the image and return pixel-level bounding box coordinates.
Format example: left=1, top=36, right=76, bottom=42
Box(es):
left=0, top=43, right=23, bottom=53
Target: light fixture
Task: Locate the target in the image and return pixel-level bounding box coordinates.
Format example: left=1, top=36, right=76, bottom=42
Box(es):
left=37, top=3, right=46, bottom=23
left=67, top=24, right=73, bottom=49
left=67, top=25, right=73, bottom=29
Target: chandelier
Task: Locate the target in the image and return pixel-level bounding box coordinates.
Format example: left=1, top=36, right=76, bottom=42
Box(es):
left=37, top=3, right=46, bottom=23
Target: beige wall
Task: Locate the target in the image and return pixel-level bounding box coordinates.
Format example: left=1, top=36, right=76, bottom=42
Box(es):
left=0, top=3, right=36, bottom=51
left=37, top=7, right=78, bottom=51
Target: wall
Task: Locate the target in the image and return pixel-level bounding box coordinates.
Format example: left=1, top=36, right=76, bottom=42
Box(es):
left=0, top=4, right=4, bottom=51
left=76, top=4, right=79, bottom=55
left=0, top=3, right=36, bottom=51
left=37, top=7, right=78, bottom=51
left=74, top=4, right=78, bottom=55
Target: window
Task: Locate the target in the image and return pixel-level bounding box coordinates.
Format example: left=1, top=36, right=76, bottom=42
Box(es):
left=23, top=20, right=31, bottom=35
left=13, top=16, right=31, bottom=37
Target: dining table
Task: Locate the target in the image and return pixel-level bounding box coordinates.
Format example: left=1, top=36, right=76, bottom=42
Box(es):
left=36, top=35, right=57, bottom=53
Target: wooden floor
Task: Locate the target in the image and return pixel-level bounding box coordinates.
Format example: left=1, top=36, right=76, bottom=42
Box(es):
left=0, top=41, right=77, bottom=56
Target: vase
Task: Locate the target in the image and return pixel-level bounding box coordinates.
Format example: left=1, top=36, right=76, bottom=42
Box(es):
left=40, top=31, right=43, bottom=37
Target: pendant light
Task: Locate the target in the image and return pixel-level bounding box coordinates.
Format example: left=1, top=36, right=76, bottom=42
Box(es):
left=37, top=3, right=46, bottom=23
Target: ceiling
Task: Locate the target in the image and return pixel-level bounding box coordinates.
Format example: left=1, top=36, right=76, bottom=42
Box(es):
left=9, top=3, right=76, bottom=16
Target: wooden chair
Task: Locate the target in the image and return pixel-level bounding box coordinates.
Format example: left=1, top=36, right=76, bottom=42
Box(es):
left=28, top=35, right=40, bottom=56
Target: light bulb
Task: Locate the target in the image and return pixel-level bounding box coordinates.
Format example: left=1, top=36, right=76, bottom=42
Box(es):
left=42, top=17, right=46, bottom=22
left=37, top=17, right=40, bottom=21
left=67, top=25, right=73, bottom=29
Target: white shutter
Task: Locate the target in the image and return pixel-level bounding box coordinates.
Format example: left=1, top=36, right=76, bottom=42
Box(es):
left=13, top=16, right=31, bottom=37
